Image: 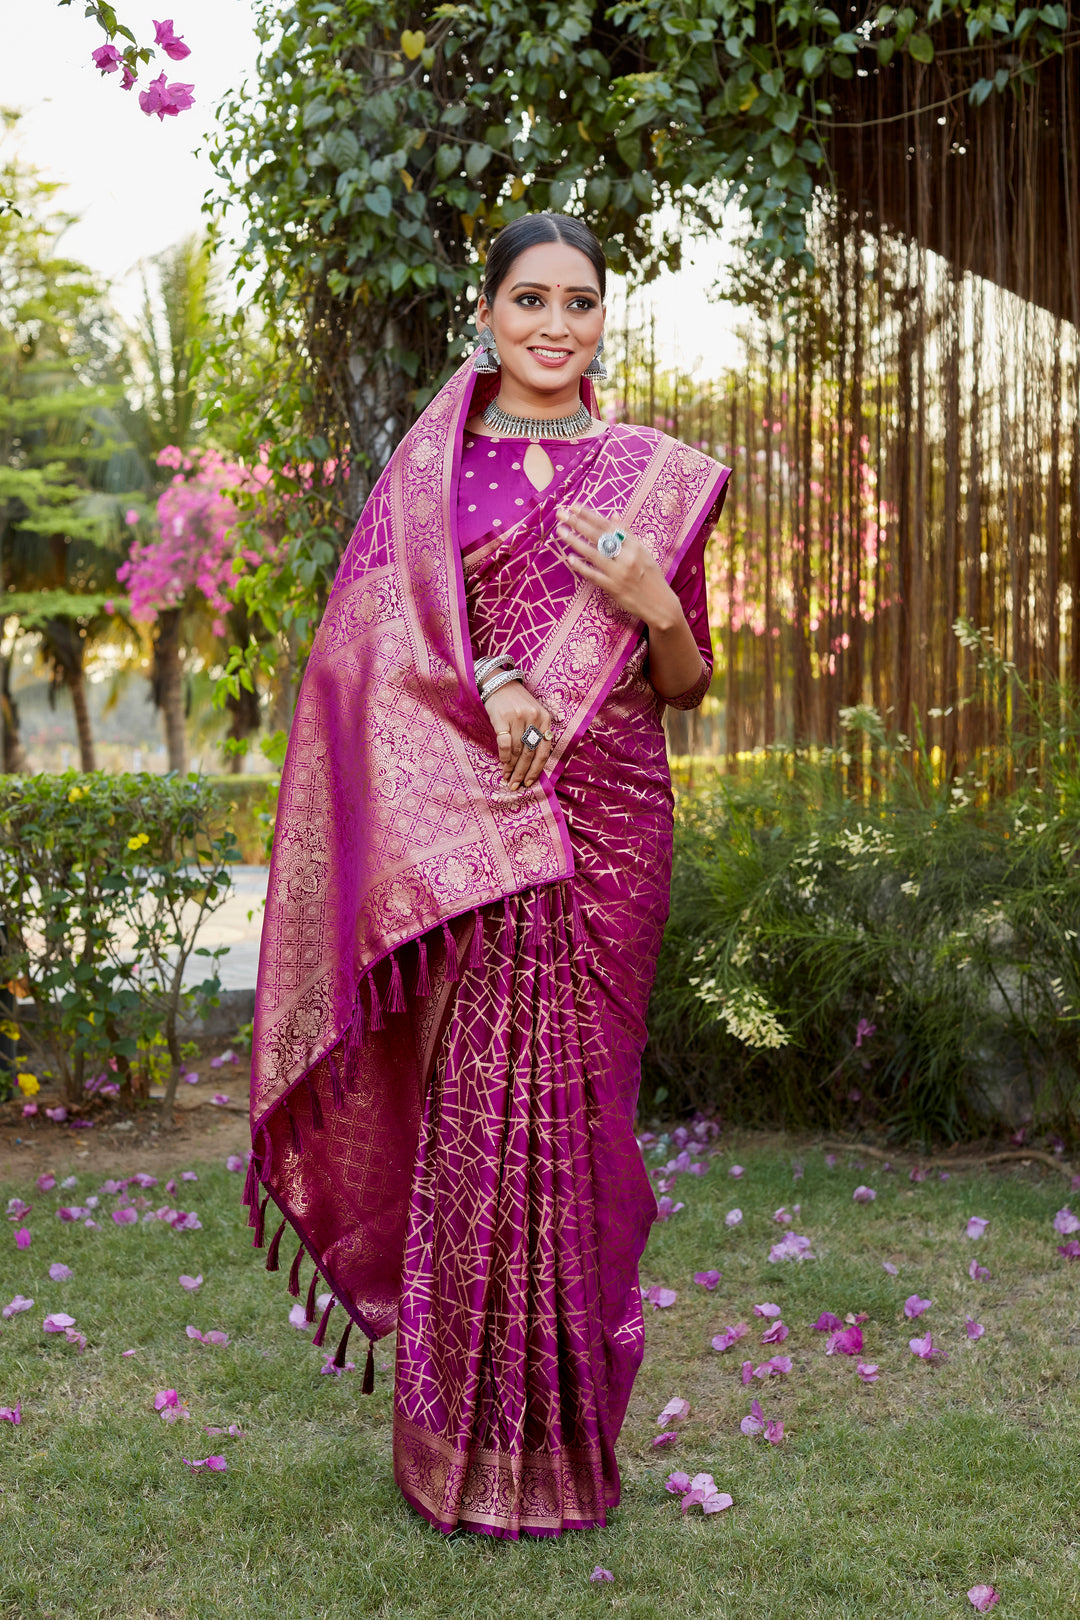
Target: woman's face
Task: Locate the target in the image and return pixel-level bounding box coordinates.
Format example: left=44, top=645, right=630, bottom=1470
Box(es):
left=476, top=240, right=605, bottom=400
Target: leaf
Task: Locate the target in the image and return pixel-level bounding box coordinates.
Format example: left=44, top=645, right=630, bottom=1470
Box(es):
left=585, top=172, right=610, bottom=210
left=908, top=31, right=934, bottom=61
left=364, top=186, right=393, bottom=218
left=771, top=135, right=796, bottom=169
left=434, top=143, right=462, bottom=180
left=464, top=143, right=491, bottom=181
left=323, top=129, right=359, bottom=170
left=302, top=97, right=334, bottom=131
left=260, top=731, right=288, bottom=770
left=400, top=29, right=426, bottom=58
left=801, top=45, right=824, bottom=76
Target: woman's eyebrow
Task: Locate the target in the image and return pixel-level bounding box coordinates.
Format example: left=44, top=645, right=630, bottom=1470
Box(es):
left=508, top=280, right=599, bottom=295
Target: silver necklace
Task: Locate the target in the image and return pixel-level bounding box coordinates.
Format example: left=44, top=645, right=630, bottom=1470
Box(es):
left=481, top=399, right=594, bottom=440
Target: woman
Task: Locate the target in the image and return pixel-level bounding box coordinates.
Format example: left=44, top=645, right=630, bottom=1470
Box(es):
left=248, top=213, right=730, bottom=1538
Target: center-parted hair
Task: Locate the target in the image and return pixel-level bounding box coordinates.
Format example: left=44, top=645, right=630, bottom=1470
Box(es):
left=482, top=213, right=607, bottom=304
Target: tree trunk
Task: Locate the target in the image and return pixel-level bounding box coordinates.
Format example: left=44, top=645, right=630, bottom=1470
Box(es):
left=65, top=665, right=96, bottom=773
left=155, top=609, right=188, bottom=775
left=1, top=651, right=29, bottom=773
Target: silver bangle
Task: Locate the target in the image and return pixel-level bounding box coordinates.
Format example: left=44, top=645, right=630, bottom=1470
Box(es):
left=479, top=669, right=524, bottom=703
left=474, top=652, right=516, bottom=685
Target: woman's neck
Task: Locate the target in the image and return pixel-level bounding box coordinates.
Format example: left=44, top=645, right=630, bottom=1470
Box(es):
left=491, top=374, right=584, bottom=421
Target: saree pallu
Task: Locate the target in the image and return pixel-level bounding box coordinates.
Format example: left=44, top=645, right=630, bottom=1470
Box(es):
left=249, top=357, right=730, bottom=1537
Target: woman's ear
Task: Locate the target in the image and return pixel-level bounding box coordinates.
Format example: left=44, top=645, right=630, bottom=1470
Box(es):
left=475, top=293, right=492, bottom=333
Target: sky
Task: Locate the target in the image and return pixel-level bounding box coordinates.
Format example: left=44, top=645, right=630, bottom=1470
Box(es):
left=1, top=0, right=743, bottom=369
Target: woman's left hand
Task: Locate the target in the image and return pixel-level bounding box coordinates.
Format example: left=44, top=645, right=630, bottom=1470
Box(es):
left=556, top=503, right=681, bottom=630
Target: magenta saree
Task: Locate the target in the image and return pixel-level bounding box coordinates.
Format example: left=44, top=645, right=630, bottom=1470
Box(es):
left=248, top=357, right=730, bottom=1537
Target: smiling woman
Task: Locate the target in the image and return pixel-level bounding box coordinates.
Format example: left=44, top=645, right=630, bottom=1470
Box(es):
left=248, top=212, right=731, bottom=1540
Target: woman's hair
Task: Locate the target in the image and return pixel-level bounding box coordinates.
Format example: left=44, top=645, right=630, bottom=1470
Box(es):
left=482, top=213, right=607, bottom=303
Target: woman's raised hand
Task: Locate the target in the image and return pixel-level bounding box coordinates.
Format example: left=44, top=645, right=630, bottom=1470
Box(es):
left=556, top=503, right=682, bottom=629
left=483, top=680, right=554, bottom=792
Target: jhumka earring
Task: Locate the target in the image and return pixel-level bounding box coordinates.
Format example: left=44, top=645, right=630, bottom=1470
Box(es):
left=473, top=326, right=500, bottom=373
left=582, top=335, right=607, bottom=381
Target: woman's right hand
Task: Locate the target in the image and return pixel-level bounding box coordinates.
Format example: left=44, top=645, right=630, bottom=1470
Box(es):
left=483, top=680, right=554, bottom=792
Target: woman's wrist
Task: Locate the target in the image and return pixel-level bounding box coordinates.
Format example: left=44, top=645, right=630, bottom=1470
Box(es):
left=644, top=580, right=686, bottom=637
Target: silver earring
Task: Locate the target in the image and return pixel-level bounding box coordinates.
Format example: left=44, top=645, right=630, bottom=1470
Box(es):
left=582, top=335, right=607, bottom=382
left=473, top=326, right=500, bottom=373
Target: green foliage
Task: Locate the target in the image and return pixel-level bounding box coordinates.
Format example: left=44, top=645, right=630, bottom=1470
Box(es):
left=0, top=771, right=238, bottom=1108
left=648, top=644, right=1080, bottom=1145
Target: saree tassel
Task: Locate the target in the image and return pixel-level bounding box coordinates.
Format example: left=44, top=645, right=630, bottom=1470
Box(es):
left=304, top=1268, right=320, bottom=1326
left=526, top=892, right=544, bottom=955
left=467, top=908, right=484, bottom=974
left=502, top=896, right=515, bottom=958
left=414, top=935, right=432, bottom=998
left=286, top=1104, right=304, bottom=1155
left=387, top=951, right=406, bottom=1014
left=441, top=920, right=459, bottom=982
left=287, top=1242, right=304, bottom=1298
left=362, top=1336, right=376, bottom=1395
left=367, top=970, right=385, bottom=1032
left=252, top=1194, right=268, bottom=1250
left=242, top=1151, right=259, bottom=1216
left=258, top=1122, right=273, bottom=1181
left=311, top=1296, right=335, bottom=1348
left=346, top=986, right=366, bottom=1059
left=328, top=1048, right=345, bottom=1111
left=333, top=1319, right=353, bottom=1369
left=265, top=1218, right=287, bottom=1272
left=304, top=1073, right=325, bottom=1132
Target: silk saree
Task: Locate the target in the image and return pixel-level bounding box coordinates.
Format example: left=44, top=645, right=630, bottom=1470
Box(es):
left=248, top=357, right=730, bottom=1537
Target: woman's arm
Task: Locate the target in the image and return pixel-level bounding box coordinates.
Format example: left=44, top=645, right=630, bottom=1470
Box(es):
left=556, top=502, right=706, bottom=699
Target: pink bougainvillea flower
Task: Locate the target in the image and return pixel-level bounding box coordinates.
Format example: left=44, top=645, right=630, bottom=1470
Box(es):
left=966, top=1217, right=989, bottom=1240
left=589, top=1568, right=614, bottom=1582
left=186, top=1326, right=228, bottom=1346
left=91, top=42, right=123, bottom=72
left=2, top=1295, right=33, bottom=1318
left=768, top=1233, right=814, bottom=1263
left=56, top=1207, right=89, bottom=1223
left=740, top=1398, right=765, bottom=1435
left=857, top=1361, right=880, bottom=1382
left=772, top=1206, right=793, bottom=1225
left=64, top=1327, right=86, bottom=1352
left=812, top=1312, right=843, bottom=1332
left=179, top=1274, right=203, bottom=1291
left=728, top=1165, right=745, bottom=1179
left=711, top=1323, right=749, bottom=1353
left=160, top=1402, right=190, bottom=1425
left=664, top=1471, right=692, bottom=1494
left=1053, top=1206, right=1080, bottom=1236
left=44, top=1107, right=67, bottom=1123
left=652, top=1430, right=679, bottom=1447
left=853, top=1185, right=876, bottom=1203
left=225, top=1155, right=244, bottom=1173
left=693, top=1269, right=722, bottom=1290
left=43, top=1313, right=75, bottom=1333
left=154, top=1389, right=180, bottom=1411
left=725, top=1208, right=743, bottom=1227
left=165, top=1180, right=177, bottom=1195
left=826, top=1325, right=863, bottom=1356
left=854, top=1018, right=876, bottom=1047
left=138, top=72, right=196, bottom=120
left=288, top=1303, right=311, bottom=1331
left=48, top=1264, right=72, bottom=1282
left=967, top=1585, right=1000, bottom=1611
left=112, top=1209, right=138, bottom=1226
left=847, top=1311, right=869, bottom=1325
left=121, top=1348, right=138, bottom=1357
left=655, top=1197, right=684, bottom=1221
left=741, top=1360, right=754, bottom=1384
left=656, top=1397, right=691, bottom=1427
left=882, top=1261, right=899, bottom=1275
left=824, top=1152, right=837, bottom=1168
left=60, top=1176, right=76, bottom=1190
left=753, top=1356, right=792, bottom=1378
left=760, top=1320, right=789, bottom=1345
left=681, top=1472, right=734, bottom=1514
left=7, top=1197, right=31, bottom=1219
left=969, top=1260, right=991, bottom=1281
left=210, top=1093, right=230, bottom=1107
left=965, top=1317, right=985, bottom=1340
left=0, top=1401, right=21, bottom=1424
left=14, top=1229, right=31, bottom=1250
left=152, top=19, right=191, bottom=60
left=909, top=1166, right=927, bottom=1183
left=644, top=1286, right=677, bottom=1309
left=181, top=1455, right=227, bottom=1471
left=320, top=1356, right=356, bottom=1376
left=754, top=1302, right=783, bottom=1318
left=131, top=1174, right=157, bottom=1190
left=182, top=1072, right=199, bottom=1085
left=909, top=1331, right=947, bottom=1362
left=169, top=1212, right=202, bottom=1232
left=765, top=1419, right=784, bottom=1444
left=36, top=1174, right=56, bottom=1193
left=1057, top=1240, right=1080, bottom=1258
left=904, top=1295, right=932, bottom=1319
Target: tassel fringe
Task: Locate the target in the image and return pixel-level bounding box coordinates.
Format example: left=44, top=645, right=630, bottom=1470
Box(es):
left=266, top=1219, right=287, bottom=1272
left=252, top=1194, right=268, bottom=1250
left=304, top=1268, right=320, bottom=1326
left=312, top=1296, right=335, bottom=1347
left=367, top=970, right=384, bottom=1032
left=467, top=908, right=484, bottom=973
left=287, top=1242, right=304, bottom=1298
left=441, top=920, right=459, bottom=982
left=305, top=1072, right=324, bottom=1132
left=387, top=952, right=406, bottom=1013
left=333, top=1320, right=353, bottom=1369
left=328, top=1049, right=344, bottom=1110
left=242, top=1152, right=259, bottom=1218
left=286, top=1105, right=303, bottom=1155
left=415, top=936, right=432, bottom=997
left=362, top=1337, right=375, bottom=1394
left=502, top=897, right=515, bottom=957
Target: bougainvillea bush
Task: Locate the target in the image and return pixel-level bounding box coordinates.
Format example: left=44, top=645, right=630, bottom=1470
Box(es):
left=0, top=773, right=238, bottom=1109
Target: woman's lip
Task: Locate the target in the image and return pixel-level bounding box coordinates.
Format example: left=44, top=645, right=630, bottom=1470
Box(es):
left=528, top=347, right=574, bottom=367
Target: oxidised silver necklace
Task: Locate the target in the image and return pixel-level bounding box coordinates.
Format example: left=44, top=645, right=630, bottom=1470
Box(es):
left=481, top=399, right=594, bottom=440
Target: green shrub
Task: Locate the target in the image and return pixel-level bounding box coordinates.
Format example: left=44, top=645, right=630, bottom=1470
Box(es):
left=0, top=772, right=238, bottom=1109
left=205, top=775, right=279, bottom=865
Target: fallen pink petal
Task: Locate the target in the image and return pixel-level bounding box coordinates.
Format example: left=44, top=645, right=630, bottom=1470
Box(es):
left=857, top=1361, right=880, bottom=1382
left=826, top=1326, right=863, bottom=1356
left=966, top=1216, right=990, bottom=1239
left=765, top=1419, right=784, bottom=1444
left=48, top=1264, right=73, bottom=1282
left=0, top=1401, right=21, bottom=1424
left=664, top=1471, right=691, bottom=1494
left=768, top=1233, right=814, bottom=1263
left=772, top=1206, right=793, bottom=1224
left=967, top=1585, right=1000, bottom=1611
left=1057, top=1240, right=1080, bottom=1258
left=693, top=1269, right=722, bottom=1290
left=121, top=1348, right=138, bottom=1357
left=753, top=1356, right=792, bottom=1378
left=1052, top=1206, right=1080, bottom=1236
left=112, top=1209, right=138, bottom=1226
left=760, top=1320, right=789, bottom=1344
left=909, top=1331, right=947, bottom=1362
left=853, top=1185, right=876, bottom=1203
left=904, top=1294, right=932, bottom=1319
left=2, top=1296, right=34, bottom=1319
left=753, top=1302, right=782, bottom=1318
left=63, top=1327, right=86, bottom=1352
left=813, top=1312, right=843, bottom=1332
left=966, top=1317, right=985, bottom=1340
left=729, top=1164, right=744, bottom=1178
left=644, top=1285, right=678, bottom=1309
left=589, top=1567, right=614, bottom=1582
left=179, top=1275, right=203, bottom=1292
left=181, top=1171, right=199, bottom=1182
left=969, top=1260, right=991, bottom=1281
left=740, top=1398, right=765, bottom=1435
left=711, top=1323, right=749, bottom=1353
left=725, top=1208, right=743, bottom=1227
left=6, top=1197, right=31, bottom=1219
left=36, top=1174, right=56, bottom=1193
left=154, top=1389, right=181, bottom=1411
left=15, top=1229, right=31, bottom=1250
left=225, top=1155, right=244, bottom=1173
left=181, top=1455, right=227, bottom=1472
left=44, top=1106, right=67, bottom=1123
left=910, top=1166, right=927, bottom=1183
left=652, top=1430, right=679, bottom=1447
left=882, top=1261, right=899, bottom=1275
left=656, top=1397, right=691, bottom=1426
left=210, top=1093, right=230, bottom=1106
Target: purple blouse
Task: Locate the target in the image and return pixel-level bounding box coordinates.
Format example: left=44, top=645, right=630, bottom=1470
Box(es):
left=456, top=431, right=715, bottom=691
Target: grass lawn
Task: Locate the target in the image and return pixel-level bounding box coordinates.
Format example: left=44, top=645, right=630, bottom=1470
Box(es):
left=1, top=1139, right=1078, bottom=1619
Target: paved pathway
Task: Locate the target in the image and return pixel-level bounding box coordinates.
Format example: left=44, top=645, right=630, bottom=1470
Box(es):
left=181, top=865, right=268, bottom=991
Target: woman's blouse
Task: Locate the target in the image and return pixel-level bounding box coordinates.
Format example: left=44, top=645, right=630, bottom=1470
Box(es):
left=456, top=431, right=714, bottom=696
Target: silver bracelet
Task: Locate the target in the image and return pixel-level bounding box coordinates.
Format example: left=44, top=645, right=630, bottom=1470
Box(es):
left=479, top=668, right=524, bottom=703
left=474, top=652, right=516, bottom=686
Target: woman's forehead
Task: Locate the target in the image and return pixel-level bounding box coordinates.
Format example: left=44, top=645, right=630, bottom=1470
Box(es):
left=496, top=240, right=601, bottom=294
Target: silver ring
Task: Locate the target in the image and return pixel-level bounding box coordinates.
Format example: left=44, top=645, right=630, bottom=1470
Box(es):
left=521, top=725, right=544, bottom=750
left=597, top=528, right=626, bottom=559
